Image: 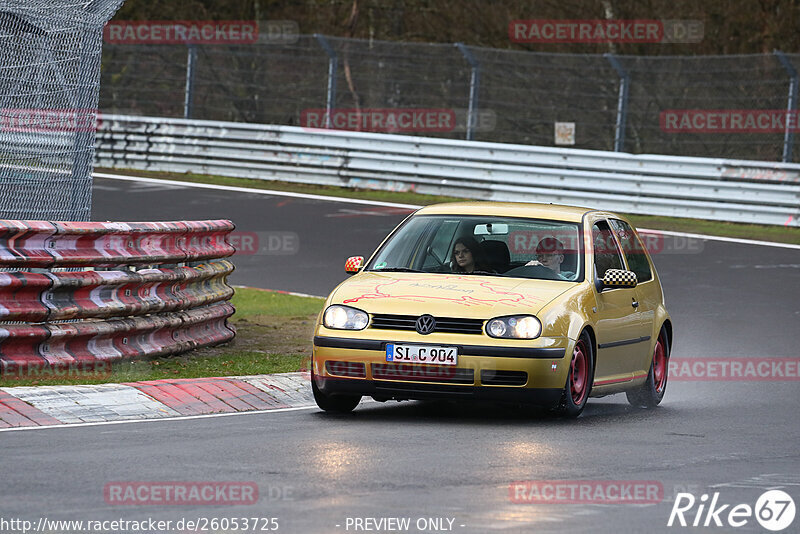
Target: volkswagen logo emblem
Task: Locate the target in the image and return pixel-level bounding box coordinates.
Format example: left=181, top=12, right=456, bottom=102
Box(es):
left=415, top=314, right=436, bottom=335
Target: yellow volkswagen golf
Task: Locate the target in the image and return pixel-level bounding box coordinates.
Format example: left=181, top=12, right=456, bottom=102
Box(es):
left=312, top=202, right=672, bottom=417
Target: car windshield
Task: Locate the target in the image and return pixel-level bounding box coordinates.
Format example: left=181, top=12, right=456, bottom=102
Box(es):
left=367, top=215, right=584, bottom=282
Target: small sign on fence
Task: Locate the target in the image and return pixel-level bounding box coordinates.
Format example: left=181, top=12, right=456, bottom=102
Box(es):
left=555, top=122, right=576, bottom=145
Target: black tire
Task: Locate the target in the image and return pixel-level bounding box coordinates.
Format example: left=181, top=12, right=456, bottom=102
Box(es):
left=626, top=328, right=669, bottom=408
left=312, top=378, right=361, bottom=413
left=552, top=331, right=594, bottom=418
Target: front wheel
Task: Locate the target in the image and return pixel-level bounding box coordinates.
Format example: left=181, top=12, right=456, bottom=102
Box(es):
left=312, top=377, right=361, bottom=413
left=552, top=332, right=594, bottom=418
left=626, top=329, right=669, bottom=408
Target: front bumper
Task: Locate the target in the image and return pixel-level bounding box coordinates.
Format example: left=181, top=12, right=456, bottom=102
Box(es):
left=312, top=333, right=570, bottom=407
left=314, top=375, right=563, bottom=406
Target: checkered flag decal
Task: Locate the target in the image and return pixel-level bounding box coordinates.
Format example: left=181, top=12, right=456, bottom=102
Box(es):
left=345, top=256, right=364, bottom=273
left=603, top=269, right=637, bottom=287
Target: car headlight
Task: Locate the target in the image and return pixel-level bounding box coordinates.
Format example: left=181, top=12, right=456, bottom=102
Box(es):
left=323, top=305, right=369, bottom=330
left=486, top=315, right=541, bottom=339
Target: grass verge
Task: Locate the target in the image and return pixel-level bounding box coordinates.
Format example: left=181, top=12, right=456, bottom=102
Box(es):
left=0, top=288, right=324, bottom=388
left=97, top=167, right=800, bottom=245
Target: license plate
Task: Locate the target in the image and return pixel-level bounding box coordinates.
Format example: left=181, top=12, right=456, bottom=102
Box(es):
left=386, top=344, right=458, bottom=366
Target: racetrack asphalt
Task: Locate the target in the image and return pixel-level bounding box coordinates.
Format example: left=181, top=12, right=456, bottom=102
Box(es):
left=0, top=175, right=796, bottom=534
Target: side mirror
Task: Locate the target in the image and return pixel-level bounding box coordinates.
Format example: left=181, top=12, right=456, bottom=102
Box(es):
left=344, top=256, right=364, bottom=275
left=595, top=268, right=637, bottom=292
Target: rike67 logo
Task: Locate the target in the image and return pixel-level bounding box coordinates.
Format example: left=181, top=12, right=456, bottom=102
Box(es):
left=668, top=490, right=796, bottom=531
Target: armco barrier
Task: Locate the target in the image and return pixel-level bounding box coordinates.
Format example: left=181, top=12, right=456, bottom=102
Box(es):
left=0, top=261, right=234, bottom=322
left=0, top=220, right=236, bottom=376
left=95, top=115, right=800, bottom=227
left=0, top=301, right=234, bottom=374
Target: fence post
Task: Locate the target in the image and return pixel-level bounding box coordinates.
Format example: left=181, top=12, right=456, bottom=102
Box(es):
left=774, top=50, right=798, bottom=163
left=69, top=29, right=98, bottom=222
left=314, top=34, right=337, bottom=128
left=604, top=53, right=630, bottom=153
left=183, top=44, right=197, bottom=119
left=456, top=43, right=480, bottom=141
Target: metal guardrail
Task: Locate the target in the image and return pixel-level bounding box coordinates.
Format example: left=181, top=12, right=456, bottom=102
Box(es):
left=0, top=219, right=236, bottom=375
left=96, top=115, right=800, bottom=227
left=0, top=219, right=234, bottom=267
left=0, top=261, right=234, bottom=322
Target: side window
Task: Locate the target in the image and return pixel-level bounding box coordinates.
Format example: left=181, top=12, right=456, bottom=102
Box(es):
left=609, top=219, right=652, bottom=282
left=592, top=221, right=624, bottom=278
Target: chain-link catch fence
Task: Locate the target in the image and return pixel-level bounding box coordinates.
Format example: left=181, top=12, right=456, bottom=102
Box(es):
left=100, top=34, right=800, bottom=163
left=0, top=0, right=125, bottom=221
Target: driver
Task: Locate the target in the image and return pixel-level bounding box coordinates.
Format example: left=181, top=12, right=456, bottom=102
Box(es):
left=525, top=237, right=575, bottom=280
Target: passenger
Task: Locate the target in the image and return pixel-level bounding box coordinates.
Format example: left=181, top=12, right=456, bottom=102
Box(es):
left=451, top=236, right=492, bottom=274
left=525, top=237, right=576, bottom=280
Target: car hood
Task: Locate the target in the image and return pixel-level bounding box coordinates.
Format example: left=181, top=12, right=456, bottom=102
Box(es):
left=329, top=272, right=573, bottom=318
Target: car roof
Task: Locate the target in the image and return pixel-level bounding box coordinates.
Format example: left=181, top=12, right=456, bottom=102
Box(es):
left=415, top=201, right=597, bottom=222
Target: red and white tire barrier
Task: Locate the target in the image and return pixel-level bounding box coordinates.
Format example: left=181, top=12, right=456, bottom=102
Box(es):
left=0, top=220, right=237, bottom=375
left=0, top=259, right=234, bottom=322
left=0, top=219, right=234, bottom=267
left=0, top=301, right=234, bottom=374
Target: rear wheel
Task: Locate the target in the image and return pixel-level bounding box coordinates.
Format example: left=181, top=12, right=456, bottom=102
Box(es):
left=312, top=376, right=361, bottom=413
left=552, top=332, right=594, bottom=417
left=626, top=328, right=669, bottom=408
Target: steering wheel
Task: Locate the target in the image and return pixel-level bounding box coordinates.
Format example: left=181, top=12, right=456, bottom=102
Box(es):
left=426, top=246, right=447, bottom=269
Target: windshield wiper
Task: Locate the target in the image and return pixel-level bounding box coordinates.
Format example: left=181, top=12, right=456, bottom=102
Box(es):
left=470, top=270, right=507, bottom=277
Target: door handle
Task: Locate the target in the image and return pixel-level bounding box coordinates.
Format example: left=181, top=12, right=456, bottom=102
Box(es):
left=631, top=300, right=639, bottom=309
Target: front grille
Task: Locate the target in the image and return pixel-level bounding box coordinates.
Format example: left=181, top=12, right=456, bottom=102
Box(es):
left=372, top=363, right=474, bottom=384
left=325, top=361, right=367, bottom=378
left=481, top=370, right=528, bottom=386
left=370, top=314, right=484, bottom=335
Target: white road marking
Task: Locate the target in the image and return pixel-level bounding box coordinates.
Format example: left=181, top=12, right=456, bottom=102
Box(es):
left=729, top=263, right=800, bottom=269
left=710, top=473, right=800, bottom=490
left=93, top=172, right=420, bottom=209
left=90, top=184, right=120, bottom=191
left=636, top=228, right=800, bottom=250
left=93, top=172, right=800, bottom=250
left=0, top=404, right=318, bottom=433
left=325, top=207, right=415, bottom=217
left=232, top=285, right=325, bottom=299
left=130, top=182, right=186, bottom=192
